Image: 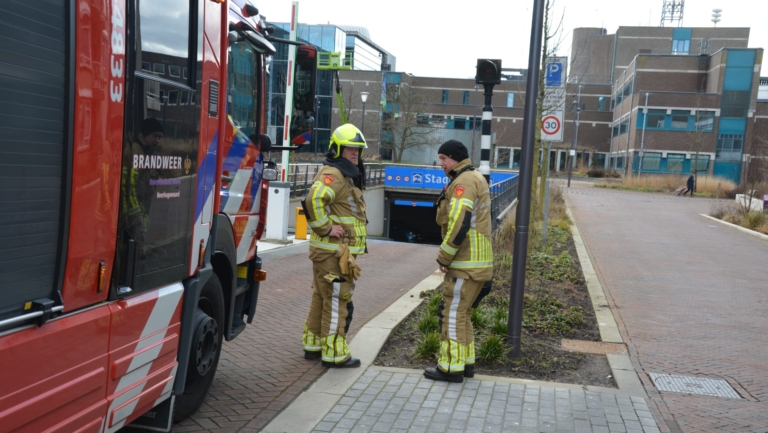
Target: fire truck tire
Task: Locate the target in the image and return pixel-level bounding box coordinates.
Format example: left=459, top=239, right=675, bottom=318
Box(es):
left=174, top=273, right=225, bottom=422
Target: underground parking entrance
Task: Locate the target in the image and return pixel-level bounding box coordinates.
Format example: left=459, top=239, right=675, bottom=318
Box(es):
left=383, top=191, right=442, bottom=245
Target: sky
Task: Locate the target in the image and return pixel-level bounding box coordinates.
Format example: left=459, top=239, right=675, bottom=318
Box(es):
left=261, top=0, right=768, bottom=79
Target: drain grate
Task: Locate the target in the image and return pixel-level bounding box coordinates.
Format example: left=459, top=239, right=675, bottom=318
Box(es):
left=649, top=373, right=741, bottom=399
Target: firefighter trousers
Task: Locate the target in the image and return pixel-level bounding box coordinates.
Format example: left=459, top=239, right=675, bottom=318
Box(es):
left=302, top=255, right=356, bottom=364
left=437, top=276, right=484, bottom=374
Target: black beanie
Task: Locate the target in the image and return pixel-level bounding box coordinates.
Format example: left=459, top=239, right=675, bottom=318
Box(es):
left=438, top=140, right=469, bottom=162
left=141, top=117, right=164, bottom=136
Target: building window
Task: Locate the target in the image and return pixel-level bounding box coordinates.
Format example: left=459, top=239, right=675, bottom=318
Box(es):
left=721, top=90, right=750, bottom=118
left=454, top=117, right=467, bottom=129
left=169, top=66, right=181, bottom=78
left=416, top=115, right=429, bottom=125
left=670, top=110, right=689, bottom=129
left=672, top=39, right=690, bottom=54
left=695, top=111, right=715, bottom=131
left=597, top=96, right=606, bottom=111
left=183, top=67, right=188, bottom=79
left=153, top=63, right=165, bottom=75
left=717, top=134, right=744, bottom=160
left=462, top=91, right=470, bottom=105
left=692, top=155, right=710, bottom=172
left=142, top=61, right=151, bottom=71
left=441, top=90, right=449, bottom=104
left=167, top=90, right=179, bottom=105
left=641, top=152, right=662, bottom=171
left=666, top=154, right=685, bottom=172
left=646, top=109, right=666, bottom=128
left=507, top=93, right=515, bottom=107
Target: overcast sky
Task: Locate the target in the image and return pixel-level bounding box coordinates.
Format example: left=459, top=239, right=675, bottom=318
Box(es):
left=263, top=0, right=767, bottom=80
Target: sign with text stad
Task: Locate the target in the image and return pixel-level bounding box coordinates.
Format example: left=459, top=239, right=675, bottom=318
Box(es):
left=542, top=56, right=567, bottom=142
left=384, top=166, right=517, bottom=190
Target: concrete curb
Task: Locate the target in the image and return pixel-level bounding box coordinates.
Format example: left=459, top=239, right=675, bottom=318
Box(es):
left=700, top=213, right=768, bottom=241
left=566, top=206, right=646, bottom=397
left=260, top=270, right=443, bottom=433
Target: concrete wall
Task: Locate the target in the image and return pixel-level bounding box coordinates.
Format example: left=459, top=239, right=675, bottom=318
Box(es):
left=284, top=185, right=386, bottom=237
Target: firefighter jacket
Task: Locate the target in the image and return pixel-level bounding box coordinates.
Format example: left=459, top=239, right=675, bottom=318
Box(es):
left=435, top=158, right=493, bottom=281
left=303, top=160, right=368, bottom=261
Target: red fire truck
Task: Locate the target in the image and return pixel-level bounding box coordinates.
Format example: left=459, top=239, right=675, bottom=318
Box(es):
left=0, top=0, right=315, bottom=431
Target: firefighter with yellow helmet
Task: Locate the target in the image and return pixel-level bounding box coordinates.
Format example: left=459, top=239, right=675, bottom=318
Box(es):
left=301, top=123, right=368, bottom=368
left=424, top=140, right=493, bottom=383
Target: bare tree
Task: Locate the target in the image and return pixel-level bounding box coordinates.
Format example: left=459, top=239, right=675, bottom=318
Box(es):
left=739, top=124, right=768, bottom=215
left=380, top=83, right=441, bottom=163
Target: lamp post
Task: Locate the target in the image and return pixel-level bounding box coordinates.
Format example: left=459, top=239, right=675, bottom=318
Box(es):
left=567, top=85, right=581, bottom=187
left=313, top=96, right=320, bottom=153
left=472, top=84, right=479, bottom=159
left=360, top=91, right=369, bottom=136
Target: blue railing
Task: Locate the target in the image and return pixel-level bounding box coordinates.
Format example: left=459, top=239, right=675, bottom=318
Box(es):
left=490, top=176, right=519, bottom=231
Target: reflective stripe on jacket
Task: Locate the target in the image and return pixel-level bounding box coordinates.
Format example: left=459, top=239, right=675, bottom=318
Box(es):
left=436, top=159, right=493, bottom=281
left=304, top=165, right=368, bottom=260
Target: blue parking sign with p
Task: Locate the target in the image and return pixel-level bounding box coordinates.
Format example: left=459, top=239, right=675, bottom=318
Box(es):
left=546, top=62, right=562, bottom=86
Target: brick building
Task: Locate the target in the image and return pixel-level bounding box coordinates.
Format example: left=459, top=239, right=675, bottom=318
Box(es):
left=332, top=26, right=765, bottom=184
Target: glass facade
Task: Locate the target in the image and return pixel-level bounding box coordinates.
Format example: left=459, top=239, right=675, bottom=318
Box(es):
left=347, top=36, right=382, bottom=71
left=268, top=24, right=347, bottom=152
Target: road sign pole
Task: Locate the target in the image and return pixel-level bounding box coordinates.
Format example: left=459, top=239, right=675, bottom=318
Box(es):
left=508, top=0, right=545, bottom=359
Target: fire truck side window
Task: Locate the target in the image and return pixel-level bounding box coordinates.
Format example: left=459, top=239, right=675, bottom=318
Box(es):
left=135, top=0, right=191, bottom=86
left=117, top=0, right=199, bottom=291
left=227, top=41, right=261, bottom=136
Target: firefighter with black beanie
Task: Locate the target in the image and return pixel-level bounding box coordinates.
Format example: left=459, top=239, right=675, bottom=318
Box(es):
left=424, top=140, right=493, bottom=383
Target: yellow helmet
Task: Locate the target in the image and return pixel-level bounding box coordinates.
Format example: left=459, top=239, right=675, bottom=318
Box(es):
left=328, top=123, right=367, bottom=158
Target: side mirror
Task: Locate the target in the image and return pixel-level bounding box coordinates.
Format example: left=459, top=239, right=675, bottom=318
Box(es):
left=250, top=133, right=272, bottom=153
left=263, top=160, right=279, bottom=181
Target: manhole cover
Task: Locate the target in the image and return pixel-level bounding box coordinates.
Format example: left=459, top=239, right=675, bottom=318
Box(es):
left=649, top=373, right=741, bottom=399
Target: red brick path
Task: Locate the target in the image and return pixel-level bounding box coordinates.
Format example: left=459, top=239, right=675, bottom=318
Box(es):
left=173, top=241, right=439, bottom=432
left=566, top=185, right=768, bottom=433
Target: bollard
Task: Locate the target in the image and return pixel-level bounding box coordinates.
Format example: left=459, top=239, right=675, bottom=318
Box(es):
left=295, top=207, right=308, bottom=240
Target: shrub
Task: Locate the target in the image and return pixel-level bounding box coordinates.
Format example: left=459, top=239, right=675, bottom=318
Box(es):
left=427, top=293, right=442, bottom=317
left=414, top=332, right=440, bottom=359
left=490, top=318, right=508, bottom=337
left=527, top=251, right=581, bottom=284
left=588, top=168, right=606, bottom=178
left=477, top=335, right=506, bottom=363
left=418, top=313, right=439, bottom=335
left=709, top=201, right=737, bottom=219
left=523, top=295, right=586, bottom=336
left=745, top=211, right=767, bottom=230
left=471, top=307, right=489, bottom=330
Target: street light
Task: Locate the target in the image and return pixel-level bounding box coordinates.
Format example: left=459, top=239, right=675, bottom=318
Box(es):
left=472, top=84, right=479, bottom=158
left=567, top=85, right=581, bottom=187
left=360, top=92, right=369, bottom=137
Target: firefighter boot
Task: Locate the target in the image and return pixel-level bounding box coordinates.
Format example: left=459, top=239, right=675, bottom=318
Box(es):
left=463, top=364, right=475, bottom=378
left=423, top=367, right=463, bottom=383
left=322, top=356, right=361, bottom=368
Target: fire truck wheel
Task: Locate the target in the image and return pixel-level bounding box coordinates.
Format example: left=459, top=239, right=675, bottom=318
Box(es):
left=175, top=273, right=225, bottom=422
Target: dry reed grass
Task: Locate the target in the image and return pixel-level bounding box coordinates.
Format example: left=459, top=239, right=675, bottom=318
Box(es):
left=597, top=174, right=736, bottom=196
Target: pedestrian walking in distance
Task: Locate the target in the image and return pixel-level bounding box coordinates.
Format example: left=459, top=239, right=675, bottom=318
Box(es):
left=301, top=124, right=368, bottom=368
left=424, top=140, right=493, bottom=383
left=682, top=172, right=695, bottom=197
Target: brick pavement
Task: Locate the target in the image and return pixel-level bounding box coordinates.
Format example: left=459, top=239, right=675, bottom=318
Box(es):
left=312, top=368, right=660, bottom=433
left=566, top=185, right=768, bottom=432
left=173, top=241, right=440, bottom=432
